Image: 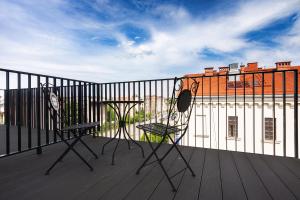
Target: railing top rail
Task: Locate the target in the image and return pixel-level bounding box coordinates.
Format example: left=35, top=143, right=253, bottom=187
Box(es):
left=1, top=67, right=298, bottom=85
left=0, top=68, right=99, bottom=84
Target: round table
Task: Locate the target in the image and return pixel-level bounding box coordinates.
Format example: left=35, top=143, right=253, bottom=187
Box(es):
left=101, top=100, right=145, bottom=165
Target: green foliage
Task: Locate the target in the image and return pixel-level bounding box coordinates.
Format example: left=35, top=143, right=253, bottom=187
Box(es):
left=126, top=109, right=151, bottom=124
left=140, top=133, right=169, bottom=143
left=64, top=101, right=79, bottom=126
left=106, top=105, right=116, bottom=122
left=98, top=121, right=117, bottom=136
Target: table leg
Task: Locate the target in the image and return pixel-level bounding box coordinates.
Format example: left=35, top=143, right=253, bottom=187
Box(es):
left=124, top=125, right=145, bottom=158
left=122, top=126, right=131, bottom=150
left=111, top=130, right=121, bottom=165
left=101, top=128, right=121, bottom=155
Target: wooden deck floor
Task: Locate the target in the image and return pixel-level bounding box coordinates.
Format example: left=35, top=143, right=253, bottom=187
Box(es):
left=0, top=136, right=300, bottom=200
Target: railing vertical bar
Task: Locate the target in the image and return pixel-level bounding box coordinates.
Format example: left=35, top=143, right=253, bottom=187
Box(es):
left=79, top=81, right=82, bottom=125
left=202, top=76, right=204, bottom=148
left=53, top=78, right=57, bottom=142
left=5, top=71, right=10, bottom=154
left=66, top=80, right=70, bottom=139
left=252, top=73, right=255, bottom=153
left=272, top=72, right=276, bottom=156
left=109, top=83, right=111, bottom=138
left=155, top=80, right=157, bottom=124
left=17, top=73, right=21, bottom=152
left=225, top=74, right=228, bottom=151
left=113, top=82, right=116, bottom=136
left=283, top=71, right=286, bottom=157
left=209, top=76, right=212, bottom=149
left=262, top=73, right=265, bottom=155
left=133, top=82, right=136, bottom=140
left=45, top=77, right=49, bottom=143
left=88, top=83, right=92, bottom=135
left=100, top=84, right=103, bottom=136
left=89, top=83, right=92, bottom=134
left=73, top=80, right=77, bottom=126
left=234, top=75, right=237, bottom=152
left=195, top=78, right=197, bottom=148
left=243, top=74, right=246, bottom=152
left=84, top=82, right=87, bottom=123
left=118, top=82, right=121, bottom=136
left=92, top=83, right=97, bottom=126
left=294, top=70, right=298, bottom=159
left=138, top=81, right=141, bottom=140
left=128, top=82, right=131, bottom=137
left=97, top=83, right=100, bottom=133
left=36, top=75, right=41, bottom=153
left=143, top=81, right=146, bottom=141
left=217, top=75, right=220, bottom=150
left=60, top=78, right=64, bottom=139
left=27, top=74, right=32, bottom=148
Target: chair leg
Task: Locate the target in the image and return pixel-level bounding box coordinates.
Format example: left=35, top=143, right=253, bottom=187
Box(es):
left=79, top=138, right=98, bottom=159
left=101, top=129, right=120, bottom=155
left=168, top=136, right=195, bottom=177
left=143, top=132, right=177, bottom=192
left=136, top=131, right=164, bottom=174
left=45, top=136, right=93, bottom=175
left=56, top=131, right=83, bottom=162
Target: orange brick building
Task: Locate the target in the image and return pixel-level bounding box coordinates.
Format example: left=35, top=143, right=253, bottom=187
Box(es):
left=184, top=61, right=300, bottom=96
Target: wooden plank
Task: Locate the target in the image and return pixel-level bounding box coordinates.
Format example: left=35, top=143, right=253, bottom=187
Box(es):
left=148, top=146, right=194, bottom=200
left=71, top=140, right=149, bottom=200
left=231, top=152, right=272, bottom=200
left=198, top=149, right=222, bottom=200
left=98, top=143, right=172, bottom=200
left=261, top=155, right=300, bottom=199
left=0, top=137, right=134, bottom=200
left=278, top=156, right=300, bottom=179
left=0, top=134, right=83, bottom=184
left=219, top=150, right=247, bottom=200
left=121, top=143, right=180, bottom=200
left=247, top=153, right=296, bottom=200
left=173, top=148, right=206, bottom=200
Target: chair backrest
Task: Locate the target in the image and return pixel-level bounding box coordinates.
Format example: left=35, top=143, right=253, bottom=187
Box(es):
left=165, top=77, right=199, bottom=140
left=40, top=83, right=65, bottom=130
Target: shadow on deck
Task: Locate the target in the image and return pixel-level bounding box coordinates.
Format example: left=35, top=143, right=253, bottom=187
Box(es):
left=0, top=136, right=300, bottom=200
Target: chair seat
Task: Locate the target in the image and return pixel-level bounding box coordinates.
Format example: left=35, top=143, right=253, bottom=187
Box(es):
left=136, top=123, right=181, bottom=136
left=61, top=122, right=100, bottom=132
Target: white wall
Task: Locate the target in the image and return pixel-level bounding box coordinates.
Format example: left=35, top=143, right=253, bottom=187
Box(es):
left=183, top=96, right=299, bottom=157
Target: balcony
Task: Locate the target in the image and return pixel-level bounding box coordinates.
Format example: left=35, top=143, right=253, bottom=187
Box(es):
left=0, top=68, right=300, bottom=200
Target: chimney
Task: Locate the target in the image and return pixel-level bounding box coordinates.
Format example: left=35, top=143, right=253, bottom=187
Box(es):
left=275, top=61, right=291, bottom=70
left=204, top=67, right=214, bottom=76
left=218, top=66, right=229, bottom=75
left=245, top=62, right=258, bottom=72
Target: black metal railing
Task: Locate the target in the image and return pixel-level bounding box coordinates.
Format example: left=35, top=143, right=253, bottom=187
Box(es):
left=0, top=68, right=299, bottom=158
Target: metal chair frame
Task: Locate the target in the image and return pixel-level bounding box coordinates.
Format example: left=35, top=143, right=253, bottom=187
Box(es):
left=136, top=77, right=199, bottom=192
left=41, top=83, right=99, bottom=175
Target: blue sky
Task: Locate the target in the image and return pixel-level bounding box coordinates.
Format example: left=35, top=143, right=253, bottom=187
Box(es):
left=0, top=0, right=300, bottom=82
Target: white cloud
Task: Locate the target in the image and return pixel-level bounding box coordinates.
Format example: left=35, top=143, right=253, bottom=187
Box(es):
left=0, top=0, right=300, bottom=84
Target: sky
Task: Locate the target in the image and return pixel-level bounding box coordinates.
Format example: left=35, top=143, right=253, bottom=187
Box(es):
left=0, top=0, right=300, bottom=83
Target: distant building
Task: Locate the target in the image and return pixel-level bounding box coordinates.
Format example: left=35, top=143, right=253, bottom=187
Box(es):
left=182, top=61, right=300, bottom=157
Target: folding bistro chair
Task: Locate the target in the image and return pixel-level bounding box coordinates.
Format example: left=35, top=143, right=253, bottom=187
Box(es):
left=136, top=77, right=199, bottom=192
left=41, top=83, right=100, bottom=175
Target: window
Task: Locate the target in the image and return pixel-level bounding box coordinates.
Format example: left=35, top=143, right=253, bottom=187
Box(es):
left=265, top=118, right=276, bottom=140
left=228, top=116, right=238, bottom=137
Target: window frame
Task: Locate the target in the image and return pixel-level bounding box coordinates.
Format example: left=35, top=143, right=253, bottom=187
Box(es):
left=264, top=117, right=276, bottom=141
left=228, top=116, right=238, bottom=138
